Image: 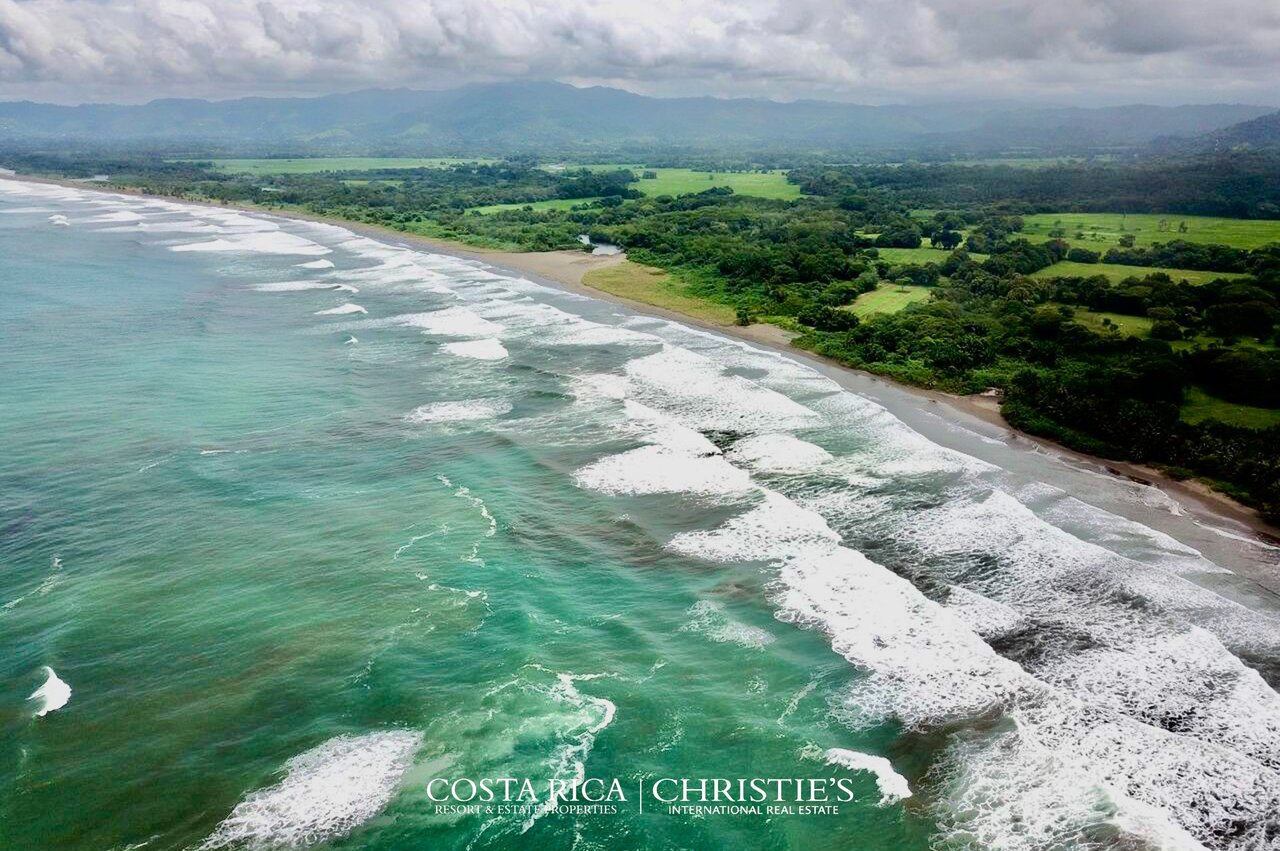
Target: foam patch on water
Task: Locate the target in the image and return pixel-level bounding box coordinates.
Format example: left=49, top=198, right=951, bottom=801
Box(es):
left=668, top=490, right=838, bottom=562
left=406, top=400, right=512, bottom=424
left=29, top=666, right=71, bottom=717
left=943, top=586, right=1027, bottom=641
left=401, top=307, right=504, bottom=339
left=441, top=339, right=508, bottom=361
left=574, top=445, right=753, bottom=497
left=623, top=347, right=821, bottom=433
left=253, top=280, right=335, bottom=292
left=171, top=232, right=331, bottom=256
left=621, top=400, right=721, bottom=457
left=85, top=210, right=143, bottom=223
left=296, top=259, right=335, bottom=269
left=314, top=303, right=367, bottom=316
left=47, top=213, right=70, bottom=226
left=726, top=433, right=834, bottom=473
left=824, top=748, right=912, bottom=805
left=680, top=600, right=775, bottom=649
left=200, top=730, right=422, bottom=850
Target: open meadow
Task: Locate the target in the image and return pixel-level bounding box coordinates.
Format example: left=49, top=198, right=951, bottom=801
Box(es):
left=1020, top=212, right=1280, bottom=250
left=1030, top=260, right=1248, bottom=285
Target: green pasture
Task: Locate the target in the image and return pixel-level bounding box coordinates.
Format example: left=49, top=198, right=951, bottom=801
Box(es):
left=846, top=284, right=934, bottom=316
left=1020, top=213, right=1280, bottom=250
left=1031, top=261, right=1246, bottom=285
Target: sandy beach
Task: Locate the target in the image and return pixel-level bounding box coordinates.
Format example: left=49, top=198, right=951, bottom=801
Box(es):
left=7, top=172, right=1277, bottom=542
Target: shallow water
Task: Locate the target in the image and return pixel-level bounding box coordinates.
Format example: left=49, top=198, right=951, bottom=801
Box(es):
left=2, top=180, right=1278, bottom=851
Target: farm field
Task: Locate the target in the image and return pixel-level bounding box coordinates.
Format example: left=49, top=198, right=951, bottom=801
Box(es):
left=192, top=157, right=493, bottom=174
left=846, top=284, right=933, bottom=316
left=1181, top=387, right=1280, bottom=430
left=1020, top=213, right=1280, bottom=250
left=1030, top=260, right=1246, bottom=285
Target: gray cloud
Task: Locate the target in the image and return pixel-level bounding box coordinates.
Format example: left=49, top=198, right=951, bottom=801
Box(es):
left=0, top=0, right=1277, bottom=104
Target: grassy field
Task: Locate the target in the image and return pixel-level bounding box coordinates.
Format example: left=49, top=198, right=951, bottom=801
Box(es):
left=875, top=246, right=988, bottom=264
left=1030, top=260, right=1246, bottom=285
left=195, top=157, right=493, bottom=175
left=635, top=168, right=800, bottom=199
left=1181, top=387, right=1280, bottom=429
left=1068, top=308, right=1153, bottom=337
left=1020, top=213, right=1280, bottom=250
left=581, top=262, right=738, bottom=325
left=471, top=197, right=602, bottom=215
left=846, top=284, right=934, bottom=316
left=545, top=164, right=800, bottom=200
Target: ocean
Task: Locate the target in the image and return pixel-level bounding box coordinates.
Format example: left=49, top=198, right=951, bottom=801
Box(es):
left=2, top=179, right=1279, bottom=851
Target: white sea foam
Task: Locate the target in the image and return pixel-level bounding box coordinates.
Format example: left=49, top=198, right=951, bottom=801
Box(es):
left=726, top=433, right=833, bottom=473
left=314, top=303, right=367, bottom=316
left=85, top=210, right=143, bottom=223
left=29, top=666, right=71, bottom=717
left=573, top=445, right=753, bottom=497
left=252, top=280, right=334, bottom=292
left=405, top=400, right=512, bottom=424
left=521, top=671, right=618, bottom=833
left=200, top=731, right=422, bottom=850
left=441, top=339, right=508, bottom=361
left=680, top=600, right=775, bottom=649
left=401, top=307, right=504, bottom=338
left=296, top=259, right=336, bottom=269
left=668, top=490, right=838, bottom=562
left=48, top=213, right=69, bottom=226
left=824, top=748, right=912, bottom=805
left=623, top=347, right=821, bottom=433
left=171, top=232, right=331, bottom=256
left=621, top=399, right=721, bottom=457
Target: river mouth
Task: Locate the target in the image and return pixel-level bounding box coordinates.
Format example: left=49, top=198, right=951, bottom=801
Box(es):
left=3, top=178, right=1280, bottom=851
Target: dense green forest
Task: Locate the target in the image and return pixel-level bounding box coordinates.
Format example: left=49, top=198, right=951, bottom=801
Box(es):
left=6, top=150, right=1278, bottom=521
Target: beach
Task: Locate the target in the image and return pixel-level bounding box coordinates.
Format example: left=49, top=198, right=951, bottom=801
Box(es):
left=4, top=172, right=1275, bottom=546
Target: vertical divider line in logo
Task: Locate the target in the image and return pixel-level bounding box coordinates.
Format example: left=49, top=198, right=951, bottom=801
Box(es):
left=638, top=779, right=644, bottom=814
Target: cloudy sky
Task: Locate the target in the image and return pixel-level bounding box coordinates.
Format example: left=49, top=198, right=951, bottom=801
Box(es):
left=1, top=0, right=1278, bottom=106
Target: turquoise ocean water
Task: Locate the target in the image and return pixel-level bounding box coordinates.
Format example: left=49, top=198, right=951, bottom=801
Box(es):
left=2, top=180, right=1280, bottom=851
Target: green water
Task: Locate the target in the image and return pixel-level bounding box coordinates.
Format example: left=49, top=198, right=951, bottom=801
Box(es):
left=3, top=182, right=1280, bottom=851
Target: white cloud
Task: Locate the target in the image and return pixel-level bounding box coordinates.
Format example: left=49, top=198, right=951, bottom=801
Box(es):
left=0, top=0, right=1277, bottom=104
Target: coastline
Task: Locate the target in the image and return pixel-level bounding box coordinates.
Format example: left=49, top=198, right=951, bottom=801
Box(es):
left=6, top=172, right=1277, bottom=543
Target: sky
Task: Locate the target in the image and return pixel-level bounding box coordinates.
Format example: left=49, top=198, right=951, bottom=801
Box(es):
left=1, top=0, right=1279, bottom=106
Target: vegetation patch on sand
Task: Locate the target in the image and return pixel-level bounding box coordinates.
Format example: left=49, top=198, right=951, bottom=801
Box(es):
left=1021, top=213, right=1280, bottom=250
left=581, top=261, right=738, bottom=324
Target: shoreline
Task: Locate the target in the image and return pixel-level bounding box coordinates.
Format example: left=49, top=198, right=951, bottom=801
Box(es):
left=7, top=172, right=1278, bottom=542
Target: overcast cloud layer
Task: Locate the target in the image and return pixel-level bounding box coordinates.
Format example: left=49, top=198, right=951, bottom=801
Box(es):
left=2, top=0, right=1279, bottom=105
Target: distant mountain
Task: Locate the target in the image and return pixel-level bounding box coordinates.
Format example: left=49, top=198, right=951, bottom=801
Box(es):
left=1197, top=110, right=1280, bottom=149
left=0, top=81, right=1272, bottom=153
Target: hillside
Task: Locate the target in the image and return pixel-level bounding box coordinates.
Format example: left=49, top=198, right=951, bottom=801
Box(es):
left=0, top=82, right=1271, bottom=153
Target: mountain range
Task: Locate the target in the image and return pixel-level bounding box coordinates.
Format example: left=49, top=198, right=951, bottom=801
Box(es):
left=0, top=81, right=1274, bottom=153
